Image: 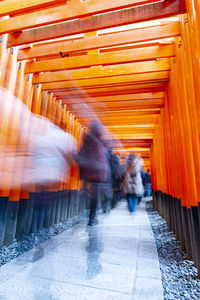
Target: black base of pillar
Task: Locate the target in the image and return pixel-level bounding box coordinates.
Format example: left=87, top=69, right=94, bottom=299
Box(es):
left=4, top=201, right=19, bottom=246
left=43, top=192, right=52, bottom=228
left=55, top=191, right=62, bottom=224
left=0, top=197, right=9, bottom=248
left=25, top=193, right=35, bottom=235
left=182, top=206, right=193, bottom=260
left=73, top=190, right=79, bottom=216
left=15, top=198, right=29, bottom=241
left=31, top=192, right=46, bottom=233
left=49, top=192, right=57, bottom=226
left=189, top=206, right=200, bottom=272
left=60, top=190, right=67, bottom=222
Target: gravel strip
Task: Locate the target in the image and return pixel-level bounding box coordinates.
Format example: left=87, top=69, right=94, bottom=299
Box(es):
left=0, top=211, right=88, bottom=267
left=146, top=200, right=200, bottom=300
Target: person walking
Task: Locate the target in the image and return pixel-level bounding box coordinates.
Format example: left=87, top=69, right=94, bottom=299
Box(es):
left=145, top=169, right=152, bottom=197
left=100, top=145, right=113, bottom=214
left=123, top=153, right=144, bottom=213
left=77, top=120, right=107, bottom=226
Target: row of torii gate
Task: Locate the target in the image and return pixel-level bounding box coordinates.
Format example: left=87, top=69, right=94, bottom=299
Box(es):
left=0, top=0, right=200, bottom=276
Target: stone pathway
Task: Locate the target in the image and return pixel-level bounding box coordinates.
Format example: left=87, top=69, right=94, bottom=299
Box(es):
left=0, top=200, right=163, bottom=300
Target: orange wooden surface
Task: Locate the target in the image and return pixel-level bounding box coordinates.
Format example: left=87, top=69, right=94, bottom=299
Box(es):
left=0, top=0, right=161, bottom=34
left=7, top=0, right=185, bottom=47
left=0, top=0, right=199, bottom=211
left=32, top=60, right=170, bottom=84
left=41, top=71, right=169, bottom=91
left=0, top=0, right=67, bottom=17
left=18, top=22, right=180, bottom=61
left=25, top=45, right=174, bottom=73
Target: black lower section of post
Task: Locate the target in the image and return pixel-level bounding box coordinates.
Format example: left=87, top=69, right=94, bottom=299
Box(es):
left=0, top=197, right=9, bottom=248
left=15, top=198, right=29, bottom=241
left=153, top=190, right=200, bottom=277
left=4, top=201, right=19, bottom=246
left=0, top=189, right=84, bottom=249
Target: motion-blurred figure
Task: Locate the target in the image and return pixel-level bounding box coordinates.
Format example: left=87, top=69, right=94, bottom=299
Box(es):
left=100, top=145, right=113, bottom=214
left=109, top=150, right=122, bottom=208
left=145, top=169, right=152, bottom=197
left=77, top=120, right=107, bottom=226
left=123, top=153, right=144, bottom=213
left=0, top=87, right=76, bottom=192
left=138, top=156, right=146, bottom=204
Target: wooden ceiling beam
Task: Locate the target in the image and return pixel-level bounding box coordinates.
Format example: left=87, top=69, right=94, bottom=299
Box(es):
left=66, top=99, right=164, bottom=110
left=106, top=127, right=155, bottom=132
left=19, top=22, right=179, bottom=61
left=0, top=0, right=67, bottom=17
left=53, top=91, right=164, bottom=100
left=32, top=59, right=170, bottom=84
left=50, top=83, right=167, bottom=96
left=79, top=115, right=158, bottom=121
left=41, top=71, right=169, bottom=90
left=108, top=133, right=154, bottom=139
left=25, top=45, right=174, bottom=73
left=69, top=109, right=160, bottom=117
left=8, top=0, right=186, bottom=47
left=119, top=139, right=152, bottom=146
left=62, top=98, right=164, bottom=106
left=0, top=0, right=160, bottom=34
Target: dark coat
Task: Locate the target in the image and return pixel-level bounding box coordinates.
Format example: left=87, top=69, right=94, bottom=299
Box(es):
left=77, top=132, right=107, bottom=183
left=141, top=169, right=146, bottom=186
left=146, top=172, right=151, bottom=184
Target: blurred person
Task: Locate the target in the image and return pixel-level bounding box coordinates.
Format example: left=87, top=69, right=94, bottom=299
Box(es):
left=119, top=156, right=127, bottom=200
left=145, top=169, right=152, bottom=197
left=109, top=150, right=122, bottom=208
left=123, top=153, right=144, bottom=213
left=120, top=157, right=126, bottom=181
left=138, top=156, right=146, bottom=204
left=77, top=120, right=107, bottom=226
left=100, top=144, right=113, bottom=214
left=0, top=87, right=76, bottom=192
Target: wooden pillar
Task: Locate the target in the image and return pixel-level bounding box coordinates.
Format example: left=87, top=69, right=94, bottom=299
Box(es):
left=2, top=47, right=20, bottom=246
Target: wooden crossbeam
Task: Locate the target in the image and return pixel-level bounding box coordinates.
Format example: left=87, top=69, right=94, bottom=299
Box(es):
left=102, top=114, right=158, bottom=119
left=53, top=91, right=164, bottom=100
left=106, top=127, right=155, bottom=133
left=0, top=0, right=67, bottom=17
left=33, top=59, right=170, bottom=84
left=19, top=22, right=180, bottom=61
left=118, top=146, right=150, bottom=150
left=0, top=0, right=160, bottom=34
left=69, top=109, right=160, bottom=117
left=51, top=83, right=167, bottom=97
left=8, top=0, right=186, bottom=46
left=67, top=99, right=164, bottom=110
left=25, top=45, right=174, bottom=73
left=99, top=42, right=166, bottom=54
left=121, top=147, right=150, bottom=152
left=109, top=133, right=154, bottom=139
left=80, top=115, right=158, bottom=121
left=41, top=71, right=169, bottom=90
left=53, top=89, right=166, bottom=99
left=119, top=139, right=152, bottom=146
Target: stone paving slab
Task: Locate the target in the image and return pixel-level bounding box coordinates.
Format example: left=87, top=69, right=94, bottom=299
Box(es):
left=0, top=199, right=164, bottom=300
left=0, top=276, right=132, bottom=300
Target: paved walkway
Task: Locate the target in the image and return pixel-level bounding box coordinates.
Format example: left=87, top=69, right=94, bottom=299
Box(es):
left=0, top=200, right=163, bottom=300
